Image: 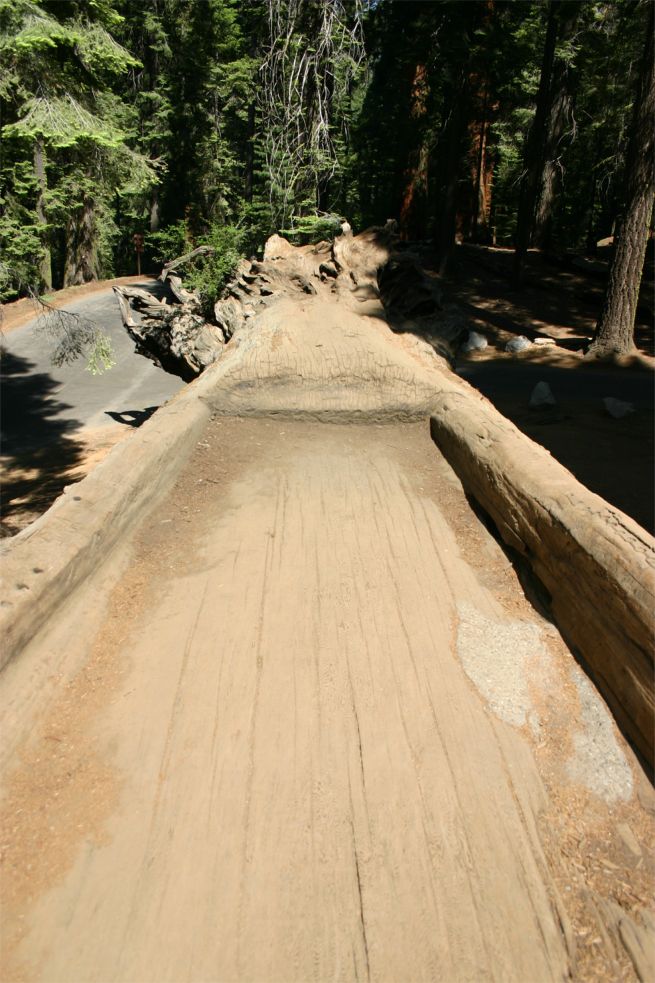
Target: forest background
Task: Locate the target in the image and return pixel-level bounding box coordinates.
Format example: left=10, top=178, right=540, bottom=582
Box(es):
left=0, top=0, right=652, bottom=356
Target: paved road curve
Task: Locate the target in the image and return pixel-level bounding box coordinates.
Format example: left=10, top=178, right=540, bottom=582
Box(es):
left=1, top=286, right=184, bottom=450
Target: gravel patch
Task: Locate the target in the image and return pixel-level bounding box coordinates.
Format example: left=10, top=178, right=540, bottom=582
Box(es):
left=567, top=667, right=633, bottom=804
left=456, top=602, right=549, bottom=734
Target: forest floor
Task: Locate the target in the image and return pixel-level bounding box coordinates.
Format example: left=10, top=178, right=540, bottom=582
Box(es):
left=436, top=244, right=654, bottom=533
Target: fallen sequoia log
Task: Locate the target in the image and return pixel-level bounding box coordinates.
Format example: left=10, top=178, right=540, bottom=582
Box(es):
left=113, top=223, right=465, bottom=379
left=430, top=389, right=655, bottom=770
left=112, top=224, right=654, bottom=767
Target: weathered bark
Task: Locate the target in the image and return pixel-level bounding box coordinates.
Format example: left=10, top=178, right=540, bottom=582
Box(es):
left=116, top=225, right=462, bottom=380
left=470, top=106, right=490, bottom=241
left=33, top=138, right=52, bottom=291
left=64, top=194, right=99, bottom=287
left=588, top=3, right=655, bottom=358
left=532, top=62, right=575, bottom=249
left=465, top=2, right=496, bottom=243
left=430, top=391, right=655, bottom=769
left=159, top=245, right=215, bottom=282
left=399, top=63, right=430, bottom=241
left=514, top=1, right=579, bottom=281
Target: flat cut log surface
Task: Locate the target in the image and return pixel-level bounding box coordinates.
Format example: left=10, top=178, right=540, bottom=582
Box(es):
left=2, top=419, right=653, bottom=983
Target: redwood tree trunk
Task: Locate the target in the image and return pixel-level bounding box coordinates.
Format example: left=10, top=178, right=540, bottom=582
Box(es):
left=399, top=63, right=430, bottom=240
left=33, top=137, right=52, bottom=291
left=588, top=3, right=655, bottom=358
left=435, top=90, right=469, bottom=274
left=64, top=194, right=100, bottom=286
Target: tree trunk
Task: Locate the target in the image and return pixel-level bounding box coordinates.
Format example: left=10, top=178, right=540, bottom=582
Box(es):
left=513, top=1, right=578, bottom=281
left=150, top=189, right=161, bottom=232
left=64, top=194, right=100, bottom=286
left=399, top=63, right=430, bottom=241
left=434, top=84, right=468, bottom=275
left=533, top=61, right=575, bottom=249
left=245, top=100, right=256, bottom=203
left=33, top=138, right=52, bottom=291
left=587, top=4, right=655, bottom=358
left=471, top=111, right=487, bottom=240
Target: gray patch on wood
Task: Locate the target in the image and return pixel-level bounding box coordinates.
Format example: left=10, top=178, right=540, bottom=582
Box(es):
left=566, top=668, right=633, bottom=803
left=456, top=602, right=549, bottom=734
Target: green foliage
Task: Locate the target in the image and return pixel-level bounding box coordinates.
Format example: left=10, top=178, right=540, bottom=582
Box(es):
left=280, top=213, right=344, bottom=245
left=0, top=0, right=156, bottom=293
left=0, top=160, right=44, bottom=298
left=0, top=0, right=648, bottom=305
left=186, top=224, right=245, bottom=316
left=34, top=306, right=115, bottom=374
left=147, top=221, right=189, bottom=266
left=86, top=332, right=116, bottom=375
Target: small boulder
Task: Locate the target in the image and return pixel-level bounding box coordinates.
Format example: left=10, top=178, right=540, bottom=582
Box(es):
left=505, top=335, right=532, bottom=353
left=461, top=330, right=488, bottom=353
left=603, top=397, right=635, bottom=419
left=529, top=381, right=557, bottom=409
left=533, top=336, right=556, bottom=347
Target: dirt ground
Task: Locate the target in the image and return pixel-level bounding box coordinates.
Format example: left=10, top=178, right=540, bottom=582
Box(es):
left=1, top=426, right=124, bottom=538
left=437, top=245, right=654, bottom=533
left=1, top=418, right=653, bottom=983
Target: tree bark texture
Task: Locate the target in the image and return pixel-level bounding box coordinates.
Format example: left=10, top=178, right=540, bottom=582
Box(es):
left=588, top=3, right=655, bottom=357
left=513, top=1, right=579, bottom=280
left=465, top=2, right=496, bottom=243
left=64, top=195, right=100, bottom=287
left=399, top=63, right=430, bottom=241
left=532, top=25, right=576, bottom=251
left=33, top=138, right=52, bottom=291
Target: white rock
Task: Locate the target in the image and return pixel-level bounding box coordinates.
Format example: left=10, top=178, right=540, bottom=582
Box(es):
left=505, top=335, right=532, bottom=353
left=462, top=330, right=488, bottom=353
left=533, top=336, right=556, bottom=346
left=603, top=397, right=635, bottom=419
left=529, top=381, right=557, bottom=408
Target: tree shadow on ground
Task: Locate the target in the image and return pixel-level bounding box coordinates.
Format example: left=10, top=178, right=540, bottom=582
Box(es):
left=439, top=244, right=654, bottom=356
left=1, top=347, right=85, bottom=536
left=456, top=356, right=655, bottom=534
left=376, top=241, right=653, bottom=533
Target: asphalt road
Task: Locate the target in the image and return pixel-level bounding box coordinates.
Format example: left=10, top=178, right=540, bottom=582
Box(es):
left=1, top=285, right=184, bottom=453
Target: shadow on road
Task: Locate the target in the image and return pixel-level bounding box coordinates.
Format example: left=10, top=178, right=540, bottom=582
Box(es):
left=105, top=406, right=158, bottom=428
left=1, top=347, right=85, bottom=536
